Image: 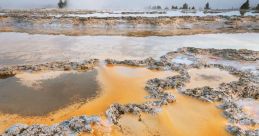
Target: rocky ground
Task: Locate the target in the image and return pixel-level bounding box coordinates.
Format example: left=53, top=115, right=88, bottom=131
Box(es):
left=1, top=47, right=259, bottom=136
left=105, top=47, right=258, bottom=135
left=0, top=59, right=98, bottom=79
left=2, top=115, right=100, bottom=136
left=0, top=9, right=258, bottom=36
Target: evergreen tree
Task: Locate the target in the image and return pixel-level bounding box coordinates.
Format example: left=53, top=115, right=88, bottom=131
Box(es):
left=256, top=4, right=259, bottom=10
left=204, top=2, right=210, bottom=10
left=182, top=3, right=188, bottom=9
left=151, top=5, right=162, bottom=10
left=156, top=5, right=162, bottom=9
left=192, top=6, right=195, bottom=10
left=171, top=5, right=178, bottom=9
left=240, top=0, right=249, bottom=10
left=58, top=0, right=67, bottom=8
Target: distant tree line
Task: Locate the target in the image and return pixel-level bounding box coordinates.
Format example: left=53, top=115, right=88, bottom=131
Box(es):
left=148, top=0, right=259, bottom=11
left=171, top=5, right=178, bottom=9
left=152, top=2, right=209, bottom=10
left=172, top=3, right=195, bottom=10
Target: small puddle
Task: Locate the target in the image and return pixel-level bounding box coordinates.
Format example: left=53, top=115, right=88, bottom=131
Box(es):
left=172, top=55, right=197, bottom=65
left=236, top=99, right=259, bottom=124
left=186, top=68, right=238, bottom=89
left=0, top=70, right=99, bottom=116
left=0, top=65, right=231, bottom=135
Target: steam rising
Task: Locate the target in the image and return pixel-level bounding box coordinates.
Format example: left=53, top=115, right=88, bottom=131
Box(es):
left=0, top=0, right=258, bottom=9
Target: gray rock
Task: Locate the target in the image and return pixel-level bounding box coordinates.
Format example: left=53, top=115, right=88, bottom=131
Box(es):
left=106, top=103, right=157, bottom=124
left=0, top=59, right=98, bottom=79
left=3, top=115, right=101, bottom=136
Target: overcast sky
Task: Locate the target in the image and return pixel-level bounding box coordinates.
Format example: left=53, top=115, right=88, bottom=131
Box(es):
left=0, top=0, right=258, bottom=9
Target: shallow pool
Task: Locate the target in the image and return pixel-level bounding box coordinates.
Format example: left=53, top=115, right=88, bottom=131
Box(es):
left=0, top=32, right=258, bottom=66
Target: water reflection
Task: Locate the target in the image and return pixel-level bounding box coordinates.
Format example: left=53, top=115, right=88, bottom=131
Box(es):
left=0, top=70, right=99, bottom=116
left=0, top=33, right=258, bottom=66
left=240, top=10, right=248, bottom=16
left=0, top=65, right=176, bottom=133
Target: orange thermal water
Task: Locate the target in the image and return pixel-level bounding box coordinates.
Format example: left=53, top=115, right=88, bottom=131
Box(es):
left=0, top=65, right=237, bottom=135
left=114, top=89, right=231, bottom=136
left=0, top=65, right=175, bottom=133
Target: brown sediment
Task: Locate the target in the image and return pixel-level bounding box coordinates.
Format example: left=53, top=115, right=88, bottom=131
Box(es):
left=0, top=13, right=258, bottom=36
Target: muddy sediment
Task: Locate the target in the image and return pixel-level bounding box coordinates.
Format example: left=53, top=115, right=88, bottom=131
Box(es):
left=0, top=10, right=259, bottom=36
left=1, top=47, right=259, bottom=135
